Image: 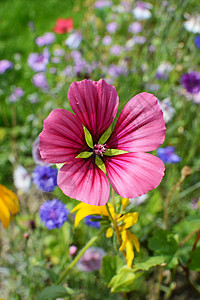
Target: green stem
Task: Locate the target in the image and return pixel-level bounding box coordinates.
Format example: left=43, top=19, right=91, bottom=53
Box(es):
left=56, top=228, right=105, bottom=285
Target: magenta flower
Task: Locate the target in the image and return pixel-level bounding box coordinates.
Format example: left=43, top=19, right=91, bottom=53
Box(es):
left=39, top=79, right=165, bottom=206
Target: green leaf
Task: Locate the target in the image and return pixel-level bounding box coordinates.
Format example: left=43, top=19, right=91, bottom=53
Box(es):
left=133, top=256, right=166, bottom=272
left=37, top=285, right=74, bottom=300
left=104, top=149, right=128, bottom=156
left=108, top=266, right=143, bottom=293
left=76, top=151, right=93, bottom=159
left=148, top=229, right=178, bottom=256
left=100, top=255, right=124, bottom=284
left=56, top=163, right=65, bottom=170
left=84, top=127, right=93, bottom=148
left=95, top=156, right=106, bottom=174
left=99, top=125, right=112, bottom=144
left=189, top=247, right=200, bottom=271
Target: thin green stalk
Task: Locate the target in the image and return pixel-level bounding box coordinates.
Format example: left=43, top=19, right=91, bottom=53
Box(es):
left=56, top=228, right=105, bottom=285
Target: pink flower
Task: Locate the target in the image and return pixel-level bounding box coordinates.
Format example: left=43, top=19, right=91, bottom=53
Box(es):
left=39, top=79, right=165, bottom=206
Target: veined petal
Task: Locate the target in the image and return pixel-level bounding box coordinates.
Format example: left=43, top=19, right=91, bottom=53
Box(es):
left=68, top=79, right=119, bottom=142
left=106, top=92, right=166, bottom=152
left=105, top=152, right=165, bottom=198
left=39, top=109, right=88, bottom=163
left=58, top=158, right=110, bottom=206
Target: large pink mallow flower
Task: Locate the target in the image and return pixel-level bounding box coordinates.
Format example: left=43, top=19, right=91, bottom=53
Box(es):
left=39, top=79, right=165, bottom=206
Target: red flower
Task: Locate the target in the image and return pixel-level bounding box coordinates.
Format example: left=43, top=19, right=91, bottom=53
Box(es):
left=53, top=18, right=74, bottom=34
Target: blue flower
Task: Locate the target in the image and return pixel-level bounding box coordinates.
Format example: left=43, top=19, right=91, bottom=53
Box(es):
left=157, top=146, right=181, bottom=164
left=33, top=166, right=57, bottom=192
left=84, top=215, right=101, bottom=228
left=39, top=199, right=69, bottom=229
left=194, top=36, right=200, bottom=49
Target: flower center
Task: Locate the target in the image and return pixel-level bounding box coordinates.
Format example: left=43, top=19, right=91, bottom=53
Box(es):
left=93, top=143, right=107, bottom=157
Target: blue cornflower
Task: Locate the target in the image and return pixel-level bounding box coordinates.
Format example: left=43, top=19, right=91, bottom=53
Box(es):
left=194, top=36, right=200, bottom=49
left=157, top=146, right=181, bottom=164
left=33, top=166, right=57, bottom=192
left=84, top=215, right=101, bottom=228
left=39, top=199, right=69, bottom=229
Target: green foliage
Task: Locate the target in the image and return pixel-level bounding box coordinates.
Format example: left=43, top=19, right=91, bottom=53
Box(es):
left=189, top=247, right=200, bottom=271
left=100, top=255, right=124, bottom=284
left=37, top=285, right=74, bottom=300
left=148, top=229, right=178, bottom=256
left=104, top=149, right=128, bottom=156
left=76, top=151, right=93, bottom=158
left=133, top=256, right=166, bottom=272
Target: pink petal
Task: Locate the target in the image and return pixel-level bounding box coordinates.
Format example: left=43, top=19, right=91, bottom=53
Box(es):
left=106, top=93, right=165, bottom=152
left=68, top=79, right=119, bottom=143
left=105, top=152, right=165, bottom=198
left=58, top=158, right=110, bottom=206
left=39, top=109, right=88, bottom=163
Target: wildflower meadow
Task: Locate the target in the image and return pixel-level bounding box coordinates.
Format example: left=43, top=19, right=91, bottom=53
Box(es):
left=1, top=0, right=200, bottom=299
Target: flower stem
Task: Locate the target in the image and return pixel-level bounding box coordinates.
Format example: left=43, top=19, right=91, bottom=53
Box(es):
left=105, top=203, right=126, bottom=260
left=179, top=227, right=200, bottom=248
left=56, top=228, right=105, bottom=285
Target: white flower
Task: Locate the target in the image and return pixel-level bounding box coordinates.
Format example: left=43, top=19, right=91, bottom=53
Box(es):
left=158, top=98, right=175, bottom=123
left=13, top=165, right=32, bottom=193
left=129, top=194, right=148, bottom=206
left=65, top=31, right=82, bottom=49
left=183, top=15, right=200, bottom=33
left=133, top=2, right=152, bottom=20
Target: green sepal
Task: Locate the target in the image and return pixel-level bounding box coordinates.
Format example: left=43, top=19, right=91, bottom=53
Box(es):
left=56, top=163, right=65, bottom=170
left=99, top=125, right=112, bottom=144
left=84, top=127, right=93, bottom=148
left=95, top=156, right=106, bottom=174
left=104, top=149, right=128, bottom=156
left=76, top=151, right=93, bottom=159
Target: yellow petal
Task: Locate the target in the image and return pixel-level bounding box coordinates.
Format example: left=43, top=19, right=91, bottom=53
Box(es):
left=126, top=239, right=134, bottom=267
left=0, top=197, right=11, bottom=229
left=0, top=185, right=19, bottom=214
left=118, top=212, right=138, bottom=230
left=119, top=230, right=128, bottom=251
left=122, top=198, right=129, bottom=210
left=127, top=231, right=140, bottom=253
left=106, top=227, right=113, bottom=238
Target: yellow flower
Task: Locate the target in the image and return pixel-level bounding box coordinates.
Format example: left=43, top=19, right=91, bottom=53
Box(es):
left=71, top=198, right=140, bottom=267
left=0, top=184, right=19, bottom=229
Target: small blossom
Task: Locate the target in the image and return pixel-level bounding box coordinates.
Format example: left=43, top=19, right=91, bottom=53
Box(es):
left=9, top=87, right=24, bottom=103
left=181, top=71, right=200, bottom=94
left=53, top=18, right=73, bottom=34
left=69, top=245, right=78, bottom=256
left=156, top=62, right=173, bottom=80
left=0, top=59, right=13, bottom=74
left=133, top=1, right=152, bottom=20
left=53, top=48, right=65, bottom=56
left=94, top=0, right=112, bottom=9
left=107, top=64, right=128, bottom=78
left=39, top=199, right=69, bottom=229
left=102, top=35, right=112, bottom=46
left=77, top=247, right=106, bottom=272
left=190, top=198, right=200, bottom=210
left=32, top=166, right=57, bottom=192
left=128, top=22, right=143, bottom=34
left=106, top=22, right=118, bottom=34
left=194, top=35, right=200, bottom=49
left=0, top=185, right=19, bottom=228
left=158, top=98, right=175, bottom=123
left=184, top=15, right=200, bottom=34
left=110, top=45, right=123, bottom=56
left=13, top=165, right=32, bottom=193
left=84, top=215, right=101, bottom=228
left=65, top=31, right=82, bottom=49
left=32, top=73, right=49, bottom=91
left=28, top=48, right=50, bottom=72
left=35, top=32, right=55, bottom=47
left=129, top=194, right=148, bottom=206
left=157, top=146, right=181, bottom=164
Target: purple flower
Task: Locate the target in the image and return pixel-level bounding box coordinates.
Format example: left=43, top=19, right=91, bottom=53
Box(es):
left=102, top=35, right=112, bottom=46
left=77, top=247, right=106, bottom=272
left=9, top=87, right=24, bottom=102
left=32, top=73, right=49, bottom=91
left=128, top=22, right=143, bottom=34
left=65, top=31, right=82, bottom=49
left=84, top=216, right=101, bottom=228
left=106, top=22, right=118, bottom=34
left=0, top=59, right=13, bottom=74
left=107, top=64, right=128, bottom=78
left=28, top=48, right=50, bottom=72
left=53, top=48, right=65, bottom=56
left=39, top=199, right=69, bottom=229
left=157, top=146, right=181, bottom=164
left=110, top=45, right=123, bottom=56
left=181, top=71, right=200, bottom=94
left=191, top=198, right=199, bottom=210
left=194, top=36, right=200, bottom=49
left=94, top=0, right=112, bottom=9
left=156, top=62, right=173, bottom=80
left=35, top=32, right=55, bottom=47
left=33, top=166, right=57, bottom=192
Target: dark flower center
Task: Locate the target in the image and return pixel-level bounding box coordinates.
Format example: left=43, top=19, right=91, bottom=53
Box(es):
left=93, top=143, right=107, bottom=157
